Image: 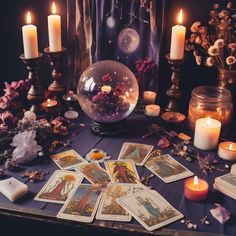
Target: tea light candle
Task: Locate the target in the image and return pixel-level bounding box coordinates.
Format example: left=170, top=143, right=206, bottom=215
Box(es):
left=22, top=11, right=39, bottom=58
left=62, top=90, right=78, bottom=102
left=144, top=105, right=160, bottom=117
left=170, top=9, right=186, bottom=60
left=101, top=85, right=112, bottom=93
left=194, top=117, right=221, bottom=150
left=143, top=91, right=157, bottom=105
left=48, top=2, right=62, bottom=52
left=184, top=176, right=209, bottom=201
left=42, top=99, right=58, bottom=113
left=218, top=142, right=236, bottom=161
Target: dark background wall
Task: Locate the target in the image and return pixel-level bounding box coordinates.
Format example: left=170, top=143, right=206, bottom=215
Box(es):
left=1, top=0, right=232, bottom=110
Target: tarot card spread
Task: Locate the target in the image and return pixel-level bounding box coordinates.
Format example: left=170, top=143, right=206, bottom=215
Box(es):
left=75, top=162, right=111, bottom=184
left=105, top=160, right=140, bottom=184
left=145, top=153, right=193, bottom=183
left=96, top=183, right=133, bottom=222
left=50, top=149, right=86, bottom=170
left=117, top=189, right=183, bottom=231
left=34, top=170, right=83, bottom=204
left=57, top=184, right=102, bottom=223
left=118, top=142, right=154, bottom=166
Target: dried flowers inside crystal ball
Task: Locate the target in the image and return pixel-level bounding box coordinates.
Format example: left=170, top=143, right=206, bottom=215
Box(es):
left=86, top=149, right=110, bottom=163
left=11, top=130, right=42, bottom=164
left=77, top=60, right=138, bottom=123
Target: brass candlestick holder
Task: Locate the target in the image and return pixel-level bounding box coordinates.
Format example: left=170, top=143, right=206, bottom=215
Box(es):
left=20, top=53, right=43, bottom=114
left=165, top=53, right=185, bottom=112
left=44, top=47, right=66, bottom=96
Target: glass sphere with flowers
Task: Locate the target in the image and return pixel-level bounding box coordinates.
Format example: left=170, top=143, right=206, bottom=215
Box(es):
left=77, top=60, right=139, bottom=124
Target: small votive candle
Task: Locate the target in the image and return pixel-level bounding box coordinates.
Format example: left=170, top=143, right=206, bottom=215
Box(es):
left=194, top=116, right=221, bottom=150
left=101, top=85, right=112, bottom=93
left=218, top=142, right=236, bottom=161
left=184, top=176, right=209, bottom=201
left=143, top=91, right=157, bottom=105
left=144, top=105, right=160, bottom=117
left=42, top=98, right=58, bottom=113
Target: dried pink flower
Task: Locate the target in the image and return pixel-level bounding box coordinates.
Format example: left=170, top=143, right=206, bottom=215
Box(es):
left=214, top=39, right=225, bottom=48
left=206, top=57, right=215, bottom=67
left=190, top=21, right=201, bottom=32
left=195, top=56, right=202, bottom=65
left=226, top=56, right=236, bottom=65
left=208, top=46, right=219, bottom=56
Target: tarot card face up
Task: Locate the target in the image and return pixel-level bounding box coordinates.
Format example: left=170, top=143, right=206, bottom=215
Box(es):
left=145, top=153, right=193, bottom=183
left=34, top=170, right=83, bottom=204
left=117, top=189, right=183, bottom=231
left=118, top=142, right=154, bottom=166
left=50, top=149, right=86, bottom=170
left=57, top=184, right=102, bottom=223
left=75, top=162, right=111, bottom=184
left=96, top=184, right=133, bottom=222
left=105, top=160, right=140, bottom=184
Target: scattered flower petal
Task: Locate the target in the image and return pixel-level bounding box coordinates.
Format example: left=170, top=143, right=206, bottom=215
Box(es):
left=157, top=136, right=170, bottom=148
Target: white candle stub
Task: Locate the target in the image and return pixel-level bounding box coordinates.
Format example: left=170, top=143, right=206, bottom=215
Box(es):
left=145, top=105, right=160, bottom=117
left=194, top=117, right=221, bottom=150
left=143, top=91, right=157, bottom=105
left=218, top=142, right=236, bottom=161
left=64, top=110, right=79, bottom=120
left=0, top=177, right=28, bottom=202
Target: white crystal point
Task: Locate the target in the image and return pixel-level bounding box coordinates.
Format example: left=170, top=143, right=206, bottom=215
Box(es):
left=11, top=130, right=42, bottom=164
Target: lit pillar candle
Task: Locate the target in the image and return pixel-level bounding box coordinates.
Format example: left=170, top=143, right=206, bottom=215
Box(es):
left=22, top=11, right=39, bottom=58
left=170, top=9, right=186, bottom=60
left=145, top=104, right=160, bottom=117
left=143, top=91, right=157, bottom=105
left=194, top=117, right=221, bottom=150
left=48, top=2, right=62, bottom=52
left=184, top=176, right=209, bottom=201
left=218, top=142, right=236, bottom=161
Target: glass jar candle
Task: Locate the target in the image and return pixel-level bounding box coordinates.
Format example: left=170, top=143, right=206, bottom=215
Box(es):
left=188, top=86, right=233, bottom=135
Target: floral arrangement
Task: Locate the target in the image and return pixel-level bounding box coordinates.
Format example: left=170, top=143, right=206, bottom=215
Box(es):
left=0, top=80, right=30, bottom=112
left=135, top=58, right=158, bottom=95
left=91, top=73, right=130, bottom=115
left=186, top=1, right=236, bottom=70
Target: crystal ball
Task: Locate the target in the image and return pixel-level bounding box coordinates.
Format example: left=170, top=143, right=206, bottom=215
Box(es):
left=77, top=60, right=139, bottom=123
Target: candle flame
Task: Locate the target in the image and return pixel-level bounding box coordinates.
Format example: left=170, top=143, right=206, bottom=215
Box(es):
left=26, top=11, right=32, bottom=24
left=178, top=9, right=183, bottom=25
left=206, top=116, right=211, bottom=126
left=52, top=2, right=57, bottom=14
left=66, top=97, right=72, bottom=101
left=47, top=99, right=51, bottom=103
left=193, top=176, right=199, bottom=188
left=229, top=143, right=233, bottom=150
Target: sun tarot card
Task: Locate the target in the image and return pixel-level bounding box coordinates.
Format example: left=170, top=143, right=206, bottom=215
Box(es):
left=57, top=184, right=102, bottom=223
left=144, top=153, right=193, bottom=183
left=96, top=183, right=133, bottom=222
left=117, top=189, right=183, bottom=231
left=75, top=162, right=111, bottom=184
left=105, top=160, right=140, bottom=184
left=34, top=170, right=83, bottom=204
left=118, top=142, right=154, bottom=166
left=50, top=149, right=86, bottom=170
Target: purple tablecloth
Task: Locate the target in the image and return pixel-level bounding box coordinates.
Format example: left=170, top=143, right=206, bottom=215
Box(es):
left=0, top=112, right=235, bottom=236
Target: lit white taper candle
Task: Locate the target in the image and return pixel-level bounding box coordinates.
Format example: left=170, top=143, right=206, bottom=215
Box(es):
left=22, top=11, right=39, bottom=58
left=48, top=2, right=62, bottom=52
left=170, top=9, right=186, bottom=60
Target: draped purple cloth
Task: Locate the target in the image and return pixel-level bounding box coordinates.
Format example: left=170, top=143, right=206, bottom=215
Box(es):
left=67, top=0, right=165, bottom=89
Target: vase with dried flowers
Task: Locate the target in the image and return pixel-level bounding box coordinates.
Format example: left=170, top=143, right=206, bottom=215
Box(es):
left=186, top=1, right=236, bottom=90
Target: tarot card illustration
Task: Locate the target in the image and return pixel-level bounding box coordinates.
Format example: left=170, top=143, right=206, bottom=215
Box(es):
left=34, top=170, right=83, bottom=204
left=105, top=160, right=140, bottom=184
left=51, top=149, right=86, bottom=170
left=117, top=189, right=183, bottom=231
left=96, top=184, right=132, bottom=222
left=145, top=153, right=193, bottom=183
left=75, top=162, right=111, bottom=184
left=118, top=142, right=154, bottom=166
left=57, top=184, right=102, bottom=223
